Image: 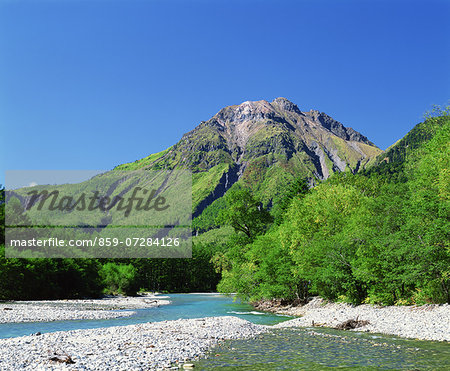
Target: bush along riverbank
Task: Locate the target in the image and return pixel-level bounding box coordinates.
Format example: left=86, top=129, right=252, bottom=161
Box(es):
left=254, top=297, right=450, bottom=342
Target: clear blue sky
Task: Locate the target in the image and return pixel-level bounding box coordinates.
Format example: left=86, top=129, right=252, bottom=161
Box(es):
left=1, top=0, right=449, bottom=185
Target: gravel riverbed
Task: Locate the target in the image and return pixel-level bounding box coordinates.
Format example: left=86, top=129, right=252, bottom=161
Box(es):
left=1, top=296, right=448, bottom=370
left=0, top=316, right=266, bottom=370
left=0, top=296, right=170, bottom=323
left=262, top=297, right=450, bottom=342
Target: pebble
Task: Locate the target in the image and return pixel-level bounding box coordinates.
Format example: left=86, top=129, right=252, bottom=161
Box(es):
left=0, top=317, right=267, bottom=370
left=273, top=297, right=450, bottom=342
left=0, top=296, right=170, bottom=324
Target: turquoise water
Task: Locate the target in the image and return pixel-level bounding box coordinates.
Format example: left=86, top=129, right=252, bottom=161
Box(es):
left=0, top=293, right=289, bottom=339
left=195, top=327, right=450, bottom=370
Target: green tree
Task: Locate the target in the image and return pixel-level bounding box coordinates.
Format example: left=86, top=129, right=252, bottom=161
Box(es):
left=246, top=231, right=305, bottom=301
left=5, top=196, right=32, bottom=226
left=272, top=177, right=309, bottom=224
left=280, top=183, right=371, bottom=303
left=0, top=186, right=4, bottom=243
left=402, top=118, right=450, bottom=303
left=216, top=187, right=273, bottom=239
left=99, top=262, right=138, bottom=295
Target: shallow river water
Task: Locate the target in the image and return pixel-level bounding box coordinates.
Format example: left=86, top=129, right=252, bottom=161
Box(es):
left=195, top=327, right=450, bottom=370
left=0, top=293, right=288, bottom=339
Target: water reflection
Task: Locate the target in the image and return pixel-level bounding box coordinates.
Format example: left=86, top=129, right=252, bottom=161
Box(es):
left=195, top=327, right=450, bottom=370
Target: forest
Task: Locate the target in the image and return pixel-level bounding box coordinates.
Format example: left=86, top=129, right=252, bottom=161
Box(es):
left=1, top=109, right=448, bottom=305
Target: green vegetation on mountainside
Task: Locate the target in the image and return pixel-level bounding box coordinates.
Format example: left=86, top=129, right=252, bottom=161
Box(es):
left=115, top=147, right=171, bottom=170
left=192, top=163, right=230, bottom=212
left=364, top=106, right=450, bottom=181
left=111, top=99, right=383, bottom=217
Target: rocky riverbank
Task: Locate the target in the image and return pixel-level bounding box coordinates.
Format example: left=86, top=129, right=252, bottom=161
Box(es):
left=0, top=316, right=266, bottom=370
left=254, top=297, right=450, bottom=342
left=0, top=295, right=170, bottom=323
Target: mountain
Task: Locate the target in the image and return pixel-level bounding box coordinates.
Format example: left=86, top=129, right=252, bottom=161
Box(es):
left=6, top=98, right=382, bottom=231
left=364, top=111, right=449, bottom=182
left=117, top=98, right=382, bottom=213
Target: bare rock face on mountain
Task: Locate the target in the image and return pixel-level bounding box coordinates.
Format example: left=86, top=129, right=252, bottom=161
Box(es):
left=117, top=98, right=382, bottom=212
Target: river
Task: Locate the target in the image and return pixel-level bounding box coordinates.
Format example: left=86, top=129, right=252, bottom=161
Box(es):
left=0, top=293, right=448, bottom=369
left=0, top=293, right=288, bottom=339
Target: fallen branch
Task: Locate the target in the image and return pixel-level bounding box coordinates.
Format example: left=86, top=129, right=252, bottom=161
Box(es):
left=335, top=317, right=369, bottom=330
left=49, top=354, right=75, bottom=364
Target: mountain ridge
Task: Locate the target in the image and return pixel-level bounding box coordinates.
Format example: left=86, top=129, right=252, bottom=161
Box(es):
left=116, top=97, right=382, bottom=213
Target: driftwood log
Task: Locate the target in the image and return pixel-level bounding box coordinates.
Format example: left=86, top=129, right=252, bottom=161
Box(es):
left=335, top=316, right=369, bottom=330
left=49, top=354, right=75, bottom=364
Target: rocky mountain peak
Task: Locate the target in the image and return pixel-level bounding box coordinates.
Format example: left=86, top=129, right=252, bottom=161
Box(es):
left=271, top=97, right=301, bottom=113
left=215, top=100, right=275, bottom=124
left=305, top=110, right=374, bottom=145
left=117, top=97, right=382, bottom=214
left=215, top=98, right=303, bottom=124
left=194, top=98, right=376, bottom=161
